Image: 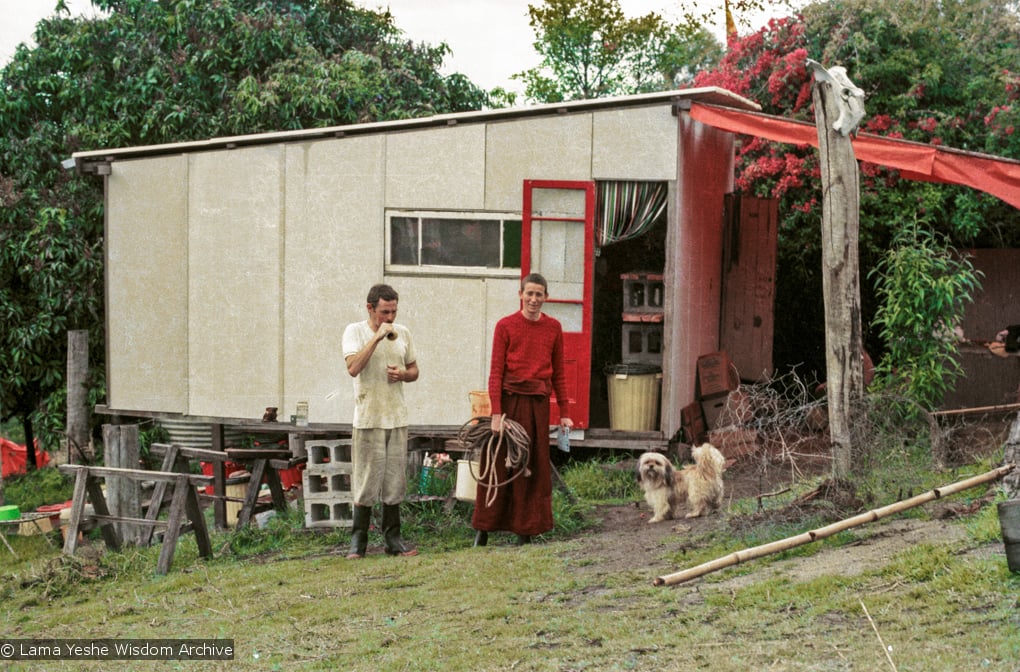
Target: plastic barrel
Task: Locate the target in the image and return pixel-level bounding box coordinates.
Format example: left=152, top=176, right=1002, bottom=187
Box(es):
left=605, top=363, right=662, bottom=431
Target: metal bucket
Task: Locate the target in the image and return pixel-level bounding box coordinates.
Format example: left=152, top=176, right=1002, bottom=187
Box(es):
left=998, top=499, right=1020, bottom=573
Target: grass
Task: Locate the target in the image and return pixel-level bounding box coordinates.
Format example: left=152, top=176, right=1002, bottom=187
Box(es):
left=0, top=448, right=1017, bottom=670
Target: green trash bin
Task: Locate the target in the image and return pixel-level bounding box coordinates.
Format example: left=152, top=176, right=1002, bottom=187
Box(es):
left=606, top=363, right=662, bottom=431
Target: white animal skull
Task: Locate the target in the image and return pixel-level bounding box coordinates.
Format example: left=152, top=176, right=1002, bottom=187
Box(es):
left=806, top=58, right=866, bottom=137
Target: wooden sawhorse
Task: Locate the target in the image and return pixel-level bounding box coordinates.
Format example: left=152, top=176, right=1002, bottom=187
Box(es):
left=58, top=464, right=213, bottom=575
left=223, top=448, right=296, bottom=528
left=149, top=444, right=300, bottom=530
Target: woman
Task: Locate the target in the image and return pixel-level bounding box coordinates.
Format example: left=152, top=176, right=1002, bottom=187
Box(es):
left=472, top=273, right=574, bottom=546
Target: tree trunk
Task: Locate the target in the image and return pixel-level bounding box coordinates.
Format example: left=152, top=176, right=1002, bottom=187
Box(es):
left=23, top=416, right=37, bottom=470
left=812, top=79, right=864, bottom=480
left=67, top=329, right=92, bottom=463
left=103, top=423, right=144, bottom=545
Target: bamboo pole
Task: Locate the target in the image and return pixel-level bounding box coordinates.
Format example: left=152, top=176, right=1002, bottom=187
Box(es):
left=653, top=463, right=1016, bottom=587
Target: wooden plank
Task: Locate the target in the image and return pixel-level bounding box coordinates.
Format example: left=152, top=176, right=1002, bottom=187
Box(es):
left=235, top=460, right=268, bottom=529
left=141, top=444, right=182, bottom=546
left=212, top=424, right=226, bottom=530
left=185, top=480, right=213, bottom=559
left=226, top=448, right=292, bottom=460
left=84, top=473, right=122, bottom=552
left=58, top=464, right=212, bottom=486
left=62, top=468, right=90, bottom=556
left=156, top=474, right=191, bottom=575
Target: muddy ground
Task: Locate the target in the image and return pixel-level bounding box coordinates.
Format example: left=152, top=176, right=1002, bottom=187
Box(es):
left=556, top=426, right=1010, bottom=586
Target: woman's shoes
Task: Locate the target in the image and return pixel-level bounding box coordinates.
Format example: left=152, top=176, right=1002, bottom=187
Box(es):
left=473, top=531, right=488, bottom=547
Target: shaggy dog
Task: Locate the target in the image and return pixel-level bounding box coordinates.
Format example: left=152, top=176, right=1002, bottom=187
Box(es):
left=636, top=444, right=726, bottom=523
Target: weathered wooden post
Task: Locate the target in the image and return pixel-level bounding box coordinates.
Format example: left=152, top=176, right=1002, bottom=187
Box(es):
left=807, top=59, right=866, bottom=479
left=103, top=423, right=144, bottom=544
left=1004, top=412, right=1020, bottom=499
left=66, top=329, right=92, bottom=463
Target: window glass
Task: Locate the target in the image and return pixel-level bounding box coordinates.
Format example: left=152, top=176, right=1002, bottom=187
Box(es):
left=390, top=216, right=419, bottom=265
left=421, top=218, right=500, bottom=267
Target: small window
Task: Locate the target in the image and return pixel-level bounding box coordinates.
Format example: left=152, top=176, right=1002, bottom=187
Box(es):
left=386, top=211, right=522, bottom=275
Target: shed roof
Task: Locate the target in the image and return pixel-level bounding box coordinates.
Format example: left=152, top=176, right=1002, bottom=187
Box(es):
left=69, top=87, right=759, bottom=173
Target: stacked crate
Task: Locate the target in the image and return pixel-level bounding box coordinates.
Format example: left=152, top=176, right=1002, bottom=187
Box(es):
left=302, top=438, right=354, bottom=529
left=621, top=272, right=664, bottom=366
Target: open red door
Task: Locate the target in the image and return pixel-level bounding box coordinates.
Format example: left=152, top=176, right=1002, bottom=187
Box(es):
left=522, top=180, right=595, bottom=429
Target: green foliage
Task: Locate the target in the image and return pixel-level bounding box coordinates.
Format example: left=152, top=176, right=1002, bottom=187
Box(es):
left=0, top=0, right=489, bottom=450
left=2, top=466, right=74, bottom=512
left=517, top=0, right=722, bottom=102
left=693, top=0, right=1020, bottom=379
left=869, top=221, right=982, bottom=410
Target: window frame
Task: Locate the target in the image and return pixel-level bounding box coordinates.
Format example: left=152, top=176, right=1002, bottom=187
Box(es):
left=384, top=210, right=522, bottom=278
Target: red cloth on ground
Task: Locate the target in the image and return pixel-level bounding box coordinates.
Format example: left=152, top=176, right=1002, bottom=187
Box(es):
left=471, top=392, right=553, bottom=536
left=1, top=438, right=49, bottom=478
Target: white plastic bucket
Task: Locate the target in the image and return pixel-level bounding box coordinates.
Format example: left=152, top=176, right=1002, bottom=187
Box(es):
left=455, top=460, right=480, bottom=502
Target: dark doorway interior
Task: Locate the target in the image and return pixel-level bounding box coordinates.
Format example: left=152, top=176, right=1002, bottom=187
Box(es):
left=588, top=213, right=667, bottom=429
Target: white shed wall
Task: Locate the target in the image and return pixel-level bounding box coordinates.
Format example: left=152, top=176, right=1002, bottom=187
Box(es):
left=104, top=103, right=680, bottom=427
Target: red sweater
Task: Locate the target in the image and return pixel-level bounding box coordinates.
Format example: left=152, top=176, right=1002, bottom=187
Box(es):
left=488, top=311, right=570, bottom=418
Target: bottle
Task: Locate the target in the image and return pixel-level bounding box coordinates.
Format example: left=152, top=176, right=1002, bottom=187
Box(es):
left=295, top=401, right=309, bottom=427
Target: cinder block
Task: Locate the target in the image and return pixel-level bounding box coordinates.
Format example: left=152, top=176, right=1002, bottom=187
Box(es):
left=302, top=469, right=352, bottom=497
left=305, top=439, right=352, bottom=468
left=303, top=494, right=354, bottom=529
left=621, top=323, right=663, bottom=366
left=621, top=272, right=665, bottom=313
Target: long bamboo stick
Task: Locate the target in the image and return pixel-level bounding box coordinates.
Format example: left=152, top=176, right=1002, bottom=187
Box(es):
left=653, top=463, right=1016, bottom=587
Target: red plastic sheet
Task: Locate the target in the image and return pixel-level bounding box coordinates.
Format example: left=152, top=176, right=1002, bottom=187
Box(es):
left=689, top=103, right=1020, bottom=210
left=1, top=438, right=50, bottom=478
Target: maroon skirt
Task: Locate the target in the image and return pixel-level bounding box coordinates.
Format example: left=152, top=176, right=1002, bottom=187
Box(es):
left=471, top=392, right=553, bottom=536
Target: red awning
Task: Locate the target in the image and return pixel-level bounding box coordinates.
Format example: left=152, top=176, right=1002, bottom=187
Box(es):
left=689, top=103, right=1020, bottom=210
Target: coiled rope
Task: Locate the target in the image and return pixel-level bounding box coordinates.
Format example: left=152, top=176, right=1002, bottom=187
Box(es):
left=457, top=414, right=531, bottom=508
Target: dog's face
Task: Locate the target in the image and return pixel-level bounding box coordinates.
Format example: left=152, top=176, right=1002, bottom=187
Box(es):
left=636, top=452, right=674, bottom=489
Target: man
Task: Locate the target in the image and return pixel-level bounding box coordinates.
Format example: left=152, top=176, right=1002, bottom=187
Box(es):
left=472, top=273, right=574, bottom=546
left=342, top=284, right=420, bottom=558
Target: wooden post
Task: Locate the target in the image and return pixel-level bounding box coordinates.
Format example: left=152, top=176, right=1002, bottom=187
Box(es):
left=212, top=423, right=227, bottom=529
left=66, top=330, right=91, bottom=463
left=102, top=424, right=143, bottom=544
left=810, top=62, right=865, bottom=480
left=1004, top=412, right=1020, bottom=499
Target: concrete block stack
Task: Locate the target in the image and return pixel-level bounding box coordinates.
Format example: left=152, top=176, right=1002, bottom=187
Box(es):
left=302, top=438, right=354, bottom=529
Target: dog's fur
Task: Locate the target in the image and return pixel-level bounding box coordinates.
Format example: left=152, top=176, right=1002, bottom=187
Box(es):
left=636, top=444, right=726, bottom=522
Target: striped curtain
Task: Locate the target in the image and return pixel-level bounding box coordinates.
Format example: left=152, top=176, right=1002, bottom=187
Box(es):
left=596, top=181, right=667, bottom=250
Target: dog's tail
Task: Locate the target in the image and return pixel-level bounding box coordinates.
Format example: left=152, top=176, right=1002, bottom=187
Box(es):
left=692, top=443, right=726, bottom=480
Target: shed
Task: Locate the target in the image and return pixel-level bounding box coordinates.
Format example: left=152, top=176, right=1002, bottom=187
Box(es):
left=73, top=88, right=774, bottom=449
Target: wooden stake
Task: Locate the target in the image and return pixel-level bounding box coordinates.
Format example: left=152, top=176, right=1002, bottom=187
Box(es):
left=653, top=464, right=1015, bottom=586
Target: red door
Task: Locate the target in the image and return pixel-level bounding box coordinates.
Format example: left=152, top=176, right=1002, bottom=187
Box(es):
left=522, top=180, right=595, bottom=429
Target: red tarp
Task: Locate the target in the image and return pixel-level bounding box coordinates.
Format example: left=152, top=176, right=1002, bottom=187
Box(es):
left=1, top=438, right=50, bottom=479
left=689, top=103, right=1020, bottom=211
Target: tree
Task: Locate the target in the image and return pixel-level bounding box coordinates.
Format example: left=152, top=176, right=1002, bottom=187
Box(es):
left=516, top=0, right=723, bottom=102
left=692, top=0, right=1020, bottom=392
left=0, top=0, right=490, bottom=463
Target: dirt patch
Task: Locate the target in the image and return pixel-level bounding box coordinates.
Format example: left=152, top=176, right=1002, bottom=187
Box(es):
left=557, top=444, right=1006, bottom=586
